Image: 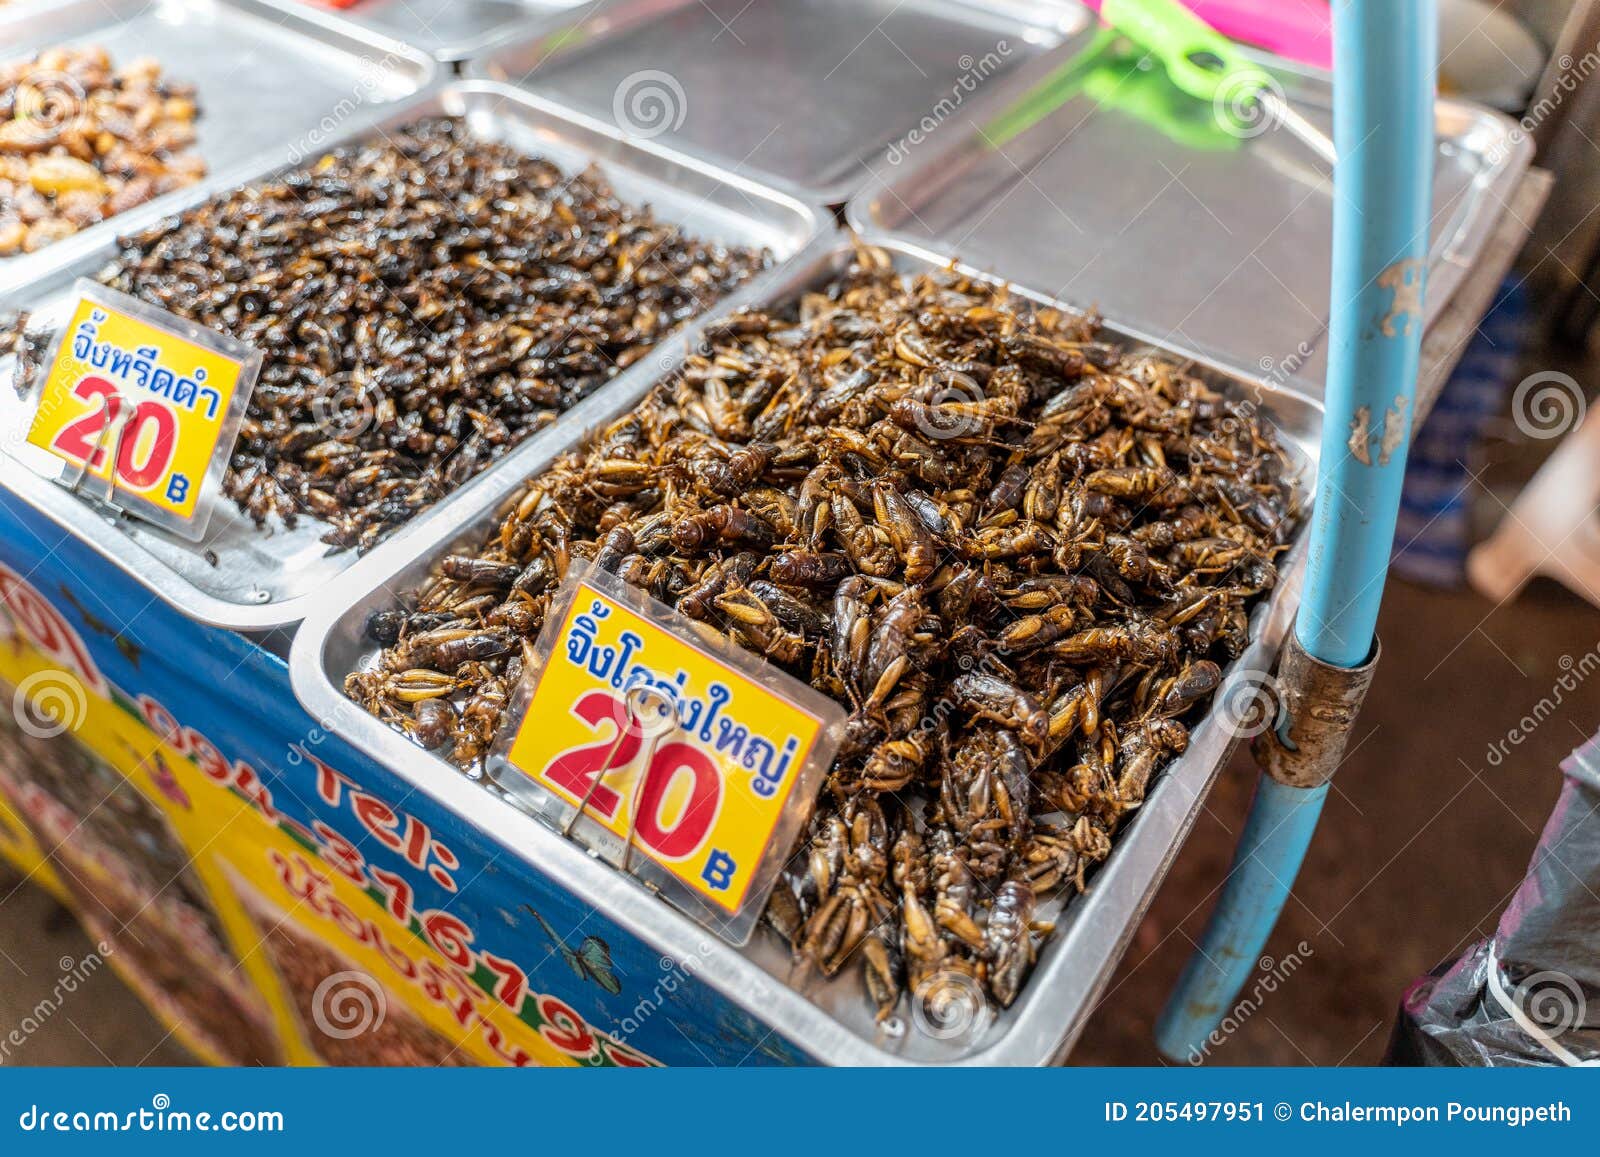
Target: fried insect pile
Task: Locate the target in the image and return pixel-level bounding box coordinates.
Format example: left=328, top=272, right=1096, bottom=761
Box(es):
left=1, top=46, right=205, bottom=256
left=14, top=118, right=767, bottom=549
left=349, top=243, right=1297, bottom=1020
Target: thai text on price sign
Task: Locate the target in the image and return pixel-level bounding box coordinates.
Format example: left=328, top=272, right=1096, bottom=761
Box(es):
left=494, top=564, right=846, bottom=943
left=18, top=281, right=261, bottom=541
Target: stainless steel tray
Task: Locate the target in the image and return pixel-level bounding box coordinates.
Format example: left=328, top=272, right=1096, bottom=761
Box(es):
left=0, top=0, right=437, bottom=295
left=290, top=233, right=1322, bottom=1064
left=846, top=38, right=1534, bottom=402
left=253, top=0, right=585, bottom=64
left=466, top=0, right=1091, bottom=205
left=0, top=80, right=824, bottom=631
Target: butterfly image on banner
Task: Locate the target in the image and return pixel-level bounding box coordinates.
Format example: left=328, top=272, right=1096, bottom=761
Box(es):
left=525, top=906, right=622, bottom=996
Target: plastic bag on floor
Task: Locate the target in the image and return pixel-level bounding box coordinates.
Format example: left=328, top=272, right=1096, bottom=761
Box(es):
left=1386, top=728, right=1600, bottom=1066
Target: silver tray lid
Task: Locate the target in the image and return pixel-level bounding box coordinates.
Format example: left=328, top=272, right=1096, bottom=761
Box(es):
left=468, top=0, right=1090, bottom=206
left=249, top=0, right=587, bottom=64
left=844, top=35, right=1534, bottom=401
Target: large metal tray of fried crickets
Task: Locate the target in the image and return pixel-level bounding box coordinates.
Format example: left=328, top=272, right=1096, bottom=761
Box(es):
left=465, top=0, right=1092, bottom=206
left=845, top=28, right=1534, bottom=404
left=0, top=0, right=438, bottom=295
left=289, top=230, right=1324, bottom=1065
left=251, top=0, right=587, bottom=65
left=0, top=79, right=824, bottom=632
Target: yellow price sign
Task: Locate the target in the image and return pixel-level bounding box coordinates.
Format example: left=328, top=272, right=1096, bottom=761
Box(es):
left=496, top=565, right=845, bottom=943
left=20, top=281, right=261, bottom=540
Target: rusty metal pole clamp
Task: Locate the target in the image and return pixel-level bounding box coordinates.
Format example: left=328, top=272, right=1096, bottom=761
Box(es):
left=1251, top=631, right=1381, bottom=788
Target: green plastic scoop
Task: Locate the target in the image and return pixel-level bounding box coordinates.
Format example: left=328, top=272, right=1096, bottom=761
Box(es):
left=1099, top=0, right=1336, bottom=163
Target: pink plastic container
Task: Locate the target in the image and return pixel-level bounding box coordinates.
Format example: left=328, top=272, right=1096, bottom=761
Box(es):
left=1082, top=0, right=1333, bottom=70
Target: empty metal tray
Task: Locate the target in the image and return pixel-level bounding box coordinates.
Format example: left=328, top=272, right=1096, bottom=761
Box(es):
left=847, top=31, right=1534, bottom=401
left=469, top=0, right=1090, bottom=205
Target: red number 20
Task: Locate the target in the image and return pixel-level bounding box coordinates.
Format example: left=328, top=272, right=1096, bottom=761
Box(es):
left=542, top=689, right=722, bottom=861
left=50, top=376, right=176, bottom=491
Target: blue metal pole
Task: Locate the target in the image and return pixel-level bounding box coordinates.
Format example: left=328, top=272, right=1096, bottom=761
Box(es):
left=1297, top=3, right=1438, bottom=667
left=1155, top=0, right=1435, bottom=1061
left=1157, top=779, right=1327, bottom=1063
